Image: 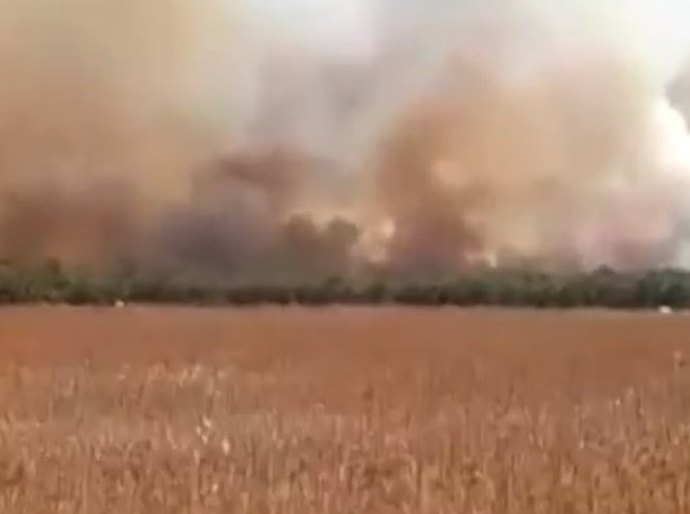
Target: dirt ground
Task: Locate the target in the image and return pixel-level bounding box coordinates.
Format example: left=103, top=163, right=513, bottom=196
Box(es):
left=0, top=306, right=689, bottom=512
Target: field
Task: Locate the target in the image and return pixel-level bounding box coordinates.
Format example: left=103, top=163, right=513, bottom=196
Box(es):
left=0, top=307, right=689, bottom=513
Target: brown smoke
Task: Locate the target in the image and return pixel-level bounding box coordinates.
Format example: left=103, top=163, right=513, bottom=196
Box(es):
left=0, top=0, right=239, bottom=268
left=367, top=2, right=690, bottom=273
left=371, top=51, right=659, bottom=271
left=0, top=0, right=689, bottom=277
left=0, top=0, right=371, bottom=278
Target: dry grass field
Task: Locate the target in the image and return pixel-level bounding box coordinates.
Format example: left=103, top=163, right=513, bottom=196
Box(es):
left=0, top=307, right=689, bottom=512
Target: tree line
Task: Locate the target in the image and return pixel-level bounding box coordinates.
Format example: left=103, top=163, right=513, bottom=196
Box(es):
left=0, top=261, right=689, bottom=309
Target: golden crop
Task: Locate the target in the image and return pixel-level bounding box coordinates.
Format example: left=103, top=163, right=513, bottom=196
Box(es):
left=0, top=307, right=688, bottom=513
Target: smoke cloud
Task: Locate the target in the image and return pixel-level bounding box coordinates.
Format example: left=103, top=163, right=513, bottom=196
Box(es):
left=0, top=0, right=689, bottom=277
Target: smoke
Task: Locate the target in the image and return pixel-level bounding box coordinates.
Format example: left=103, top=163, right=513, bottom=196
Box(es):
left=0, top=0, right=689, bottom=277
left=366, top=0, right=690, bottom=272
left=0, top=0, right=240, bottom=265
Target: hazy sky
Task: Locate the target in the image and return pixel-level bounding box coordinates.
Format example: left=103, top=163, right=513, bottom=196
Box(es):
left=244, top=0, right=378, bottom=59
left=245, top=0, right=690, bottom=83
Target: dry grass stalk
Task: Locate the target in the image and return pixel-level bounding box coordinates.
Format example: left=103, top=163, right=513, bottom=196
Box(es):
left=0, top=307, right=687, bottom=513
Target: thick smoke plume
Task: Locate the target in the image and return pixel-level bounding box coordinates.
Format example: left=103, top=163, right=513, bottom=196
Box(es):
left=0, top=0, right=689, bottom=277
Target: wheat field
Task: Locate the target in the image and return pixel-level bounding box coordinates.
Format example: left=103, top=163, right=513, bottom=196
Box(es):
left=0, top=306, right=689, bottom=513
